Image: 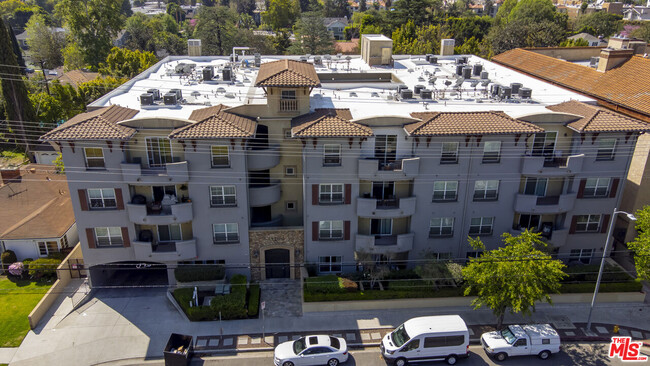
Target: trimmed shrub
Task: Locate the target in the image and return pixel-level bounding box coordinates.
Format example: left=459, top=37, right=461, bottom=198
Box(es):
left=247, top=284, right=260, bottom=317
left=23, top=258, right=33, bottom=273
left=8, top=262, right=25, bottom=276
left=388, top=279, right=430, bottom=291
left=563, top=264, right=634, bottom=283
left=210, top=275, right=248, bottom=319
left=174, top=265, right=225, bottom=282
left=304, top=287, right=465, bottom=302
left=1, top=250, right=17, bottom=271
left=47, top=252, right=67, bottom=261
left=560, top=281, right=642, bottom=293
left=304, top=275, right=345, bottom=294
left=28, top=258, right=62, bottom=278
left=384, top=269, right=420, bottom=280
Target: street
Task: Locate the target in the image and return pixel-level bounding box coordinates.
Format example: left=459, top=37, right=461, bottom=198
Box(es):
left=195, top=343, right=648, bottom=366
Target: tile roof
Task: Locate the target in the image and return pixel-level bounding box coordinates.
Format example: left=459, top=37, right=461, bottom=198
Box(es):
left=255, top=59, right=321, bottom=88
left=40, top=105, right=139, bottom=141
left=0, top=165, right=75, bottom=240
left=292, top=109, right=372, bottom=137
left=492, top=48, right=650, bottom=118
left=547, top=100, right=650, bottom=133
left=169, top=104, right=257, bottom=139
left=406, top=111, right=544, bottom=136
left=55, top=69, right=100, bottom=88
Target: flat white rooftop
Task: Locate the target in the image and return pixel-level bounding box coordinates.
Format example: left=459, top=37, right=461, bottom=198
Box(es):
left=90, top=54, right=594, bottom=121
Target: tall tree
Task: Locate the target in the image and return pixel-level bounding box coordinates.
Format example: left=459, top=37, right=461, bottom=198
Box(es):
left=575, top=12, right=622, bottom=37
left=324, top=0, right=349, bottom=17
left=0, top=17, right=36, bottom=153
left=629, top=206, right=650, bottom=283
left=461, top=231, right=566, bottom=329
left=262, top=0, right=299, bottom=30
left=193, top=5, right=237, bottom=55
left=8, top=24, right=26, bottom=73
left=26, top=13, right=66, bottom=69
left=289, top=11, right=334, bottom=55
left=98, top=47, right=157, bottom=78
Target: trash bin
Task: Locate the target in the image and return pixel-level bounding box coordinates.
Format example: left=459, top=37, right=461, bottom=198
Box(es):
left=163, top=333, right=193, bottom=366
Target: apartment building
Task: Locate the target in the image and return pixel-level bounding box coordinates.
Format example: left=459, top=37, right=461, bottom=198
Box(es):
left=41, top=51, right=649, bottom=286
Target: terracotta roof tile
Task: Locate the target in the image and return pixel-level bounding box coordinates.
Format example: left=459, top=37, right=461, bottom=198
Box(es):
left=492, top=49, right=650, bottom=118
left=291, top=109, right=372, bottom=137
left=40, top=105, right=139, bottom=141
left=406, top=111, right=544, bottom=136
left=169, top=104, right=257, bottom=139
left=547, top=100, right=650, bottom=133
left=255, top=59, right=321, bottom=87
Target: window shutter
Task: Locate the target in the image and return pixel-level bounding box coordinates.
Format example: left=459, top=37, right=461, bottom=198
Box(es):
left=78, top=189, right=89, bottom=211
left=569, top=216, right=578, bottom=234
left=115, top=188, right=124, bottom=210
left=312, top=221, right=319, bottom=241
left=344, top=184, right=351, bottom=204
left=609, top=178, right=619, bottom=198
left=312, top=184, right=319, bottom=205
left=600, top=215, right=610, bottom=234
left=121, top=227, right=131, bottom=247
left=344, top=221, right=351, bottom=240
left=577, top=179, right=586, bottom=198
left=86, top=228, right=96, bottom=248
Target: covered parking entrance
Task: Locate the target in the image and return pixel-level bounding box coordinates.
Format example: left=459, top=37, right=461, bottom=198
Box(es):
left=89, top=261, right=168, bottom=288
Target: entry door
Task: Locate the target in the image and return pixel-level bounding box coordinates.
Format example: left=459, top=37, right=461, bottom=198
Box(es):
left=265, top=249, right=290, bottom=279
left=372, top=181, right=395, bottom=199
left=371, top=219, right=392, bottom=236
left=146, top=137, right=173, bottom=167
left=375, top=135, right=397, bottom=163
left=531, top=132, right=557, bottom=157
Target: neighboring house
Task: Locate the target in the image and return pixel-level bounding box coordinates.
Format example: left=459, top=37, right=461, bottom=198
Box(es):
left=335, top=38, right=360, bottom=55
left=623, top=6, right=650, bottom=21
left=324, top=17, right=348, bottom=41
left=41, top=50, right=648, bottom=288
left=0, top=165, right=78, bottom=260
left=15, top=30, right=28, bottom=50
left=567, top=33, right=606, bottom=47
left=32, top=143, right=59, bottom=165
left=55, top=69, right=100, bottom=88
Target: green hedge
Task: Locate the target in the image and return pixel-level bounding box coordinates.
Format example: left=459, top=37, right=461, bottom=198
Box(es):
left=248, top=284, right=260, bottom=317
left=28, top=258, right=62, bottom=278
left=560, top=281, right=643, bottom=293
left=174, top=265, right=225, bottom=282
left=563, top=264, right=634, bottom=283
left=304, top=287, right=465, bottom=302
left=388, top=279, right=432, bottom=291
left=173, top=277, right=255, bottom=321
left=304, top=275, right=345, bottom=294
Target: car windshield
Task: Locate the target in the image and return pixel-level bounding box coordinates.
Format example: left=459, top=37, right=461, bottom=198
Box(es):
left=392, top=324, right=411, bottom=347
left=500, top=328, right=517, bottom=344
left=293, top=338, right=307, bottom=354
left=329, top=337, right=340, bottom=349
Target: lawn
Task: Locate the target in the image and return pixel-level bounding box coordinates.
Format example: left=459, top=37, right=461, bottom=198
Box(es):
left=0, top=276, right=53, bottom=347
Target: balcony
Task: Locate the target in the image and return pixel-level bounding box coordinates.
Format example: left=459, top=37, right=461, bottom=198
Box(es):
left=355, top=233, right=414, bottom=254
left=521, top=154, right=584, bottom=176
left=357, top=197, right=417, bottom=218
left=126, top=202, right=193, bottom=225
left=247, top=144, right=280, bottom=171
left=513, top=193, right=576, bottom=214
left=280, top=99, right=298, bottom=112
left=358, top=158, right=420, bottom=181
left=249, top=181, right=281, bottom=207
left=133, top=238, right=197, bottom=262
left=510, top=226, right=569, bottom=247
left=251, top=214, right=283, bottom=228
left=121, top=161, right=189, bottom=184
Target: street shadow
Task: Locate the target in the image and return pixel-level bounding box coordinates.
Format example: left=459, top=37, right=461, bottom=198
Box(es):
left=562, top=343, right=613, bottom=366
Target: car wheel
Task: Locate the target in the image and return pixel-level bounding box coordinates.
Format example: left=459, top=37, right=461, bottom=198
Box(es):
left=282, top=362, right=294, bottom=366
left=395, top=357, right=408, bottom=366
left=495, top=352, right=507, bottom=362
left=538, top=350, right=551, bottom=360
left=446, top=354, right=458, bottom=365
left=327, top=358, right=339, bottom=366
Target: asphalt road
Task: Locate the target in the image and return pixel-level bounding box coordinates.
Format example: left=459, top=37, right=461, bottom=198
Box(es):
left=195, top=343, right=648, bottom=366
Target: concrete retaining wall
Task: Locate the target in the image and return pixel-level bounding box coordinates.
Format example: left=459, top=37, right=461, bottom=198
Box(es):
left=303, top=291, right=646, bottom=313
left=28, top=243, right=84, bottom=329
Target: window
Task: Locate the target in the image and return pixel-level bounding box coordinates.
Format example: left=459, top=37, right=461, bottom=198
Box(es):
left=584, top=178, right=611, bottom=197
left=370, top=218, right=392, bottom=236
left=531, top=132, right=557, bottom=156
left=518, top=214, right=541, bottom=230
left=474, top=180, right=499, bottom=200
left=441, top=142, right=459, bottom=164
left=430, top=252, right=453, bottom=260
left=596, top=138, right=616, bottom=160
left=429, top=217, right=454, bottom=237
left=524, top=178, right=547, bottom=196
left=210, top=185, right=236, bottom=206
left=467, top=251, right=482, bottom=259
left=469, top=217, right=493, bottom=235
left=94, top=227, right=123, bottom=247
left=400, top=339, right=420, bottom=352
left=375, top=135, right=397, bottom=163
left=483, top=141, right=501, bottom=163
left=37, top=241, right=59, bottom=257
left=213, top=223, right=239, bottom=243
left=423, top=336, right=465, bottom=348
left=285, top=166, right=296, bottom=176
left=158, top=224, right=182, bottom=241
left=575, top=215, right=601, bottom=232
left=319, top=183, right=344, bottom=204
left=284, top=129, right=292, bottom=139
left=60, top=235, right=69, bottom=249
left=211, top=145, right=229, bottom=167
left=319, top=256, right=342, bottom=273
left=84, top=147, right=105, bottom=169
left=88, top=188, right=117, bottom=209
left=570, top=249, right=594, bottom=264
left=542, top=339, right=550, bottom=345
left=319, top=220, right=344, bottom=239
left=514, top=339, right=527, bottom=347
left=433, top=181, right=458, bottom=201
left=286, top=201, right=296, bottom=210
left=280, top=90, right=297, bottom=111
left=323, top=144, right=341, bottom=166
left=281, top=90, right=296, bottom=100
left=146, top=137, right=172, bottom=167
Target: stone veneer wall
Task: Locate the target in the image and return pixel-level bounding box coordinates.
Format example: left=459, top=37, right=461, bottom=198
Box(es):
left=248, top=228, right=304, bottom=281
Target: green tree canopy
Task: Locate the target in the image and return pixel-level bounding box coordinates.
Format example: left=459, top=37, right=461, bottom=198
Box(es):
left=289, top=11, right=334, bottom=55
left=632, top=22, right=650, bottom=42
left=629, top=206, right=650, bottom=283
left=98, top=47, right=157, bottom=78
left=193, top=5, right=237, bottom=55
left=462, top=231, right=567, bottom=328
left=25, top=13, right=66, bottom=68
left=575, top=12, right=622, bottom=37
left=262, top=0, right=299, bottom=31
left=559, top=37, right=589, bottom=47
left=392, top=20, right=441, bottom=55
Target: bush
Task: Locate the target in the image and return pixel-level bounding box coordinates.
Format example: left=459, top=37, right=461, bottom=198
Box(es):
left=247, top=284, right=260, bottom=317
left=1, top=250, right=17, bottom=271
left=23, top=258, right=33, bottom=273
left=174, top=265, right=225, bottom=282
left=28, top=258, right=62, bottom=279
left=560, top=281, right=643, bottom=293
left=173, top=277, right=255, bottom=321
left=563, top=264, right=634, bottom=283
left=47, top=252, right=67, bottom=261
left=8, top=262, right=24, bottom=276
left=304, top=287, right=465, bottom=302
left=384, top=269, right=420, bottom=280
left=388, top=279, right=430, bottom=291
left=305, top=263, right=318, bottom=277
left=339, top=277, right=358, bottom=292
left=304, top=275, right=345, bottom=294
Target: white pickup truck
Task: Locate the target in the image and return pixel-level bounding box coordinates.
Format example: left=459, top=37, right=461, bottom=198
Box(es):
left=480, top=324, right=561, bottom=361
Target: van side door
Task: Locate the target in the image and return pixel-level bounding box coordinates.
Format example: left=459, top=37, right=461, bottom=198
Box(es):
left=510, top=337, right=530, bottom=356
left=397, top=338, right=421, bottom=360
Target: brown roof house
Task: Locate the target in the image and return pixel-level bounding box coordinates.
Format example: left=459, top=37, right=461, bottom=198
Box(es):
left=0, top=165, right=78, bottom=260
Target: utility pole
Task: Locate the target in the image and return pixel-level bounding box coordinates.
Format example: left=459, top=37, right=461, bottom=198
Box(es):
left=39, top=60, right=50, bottom=95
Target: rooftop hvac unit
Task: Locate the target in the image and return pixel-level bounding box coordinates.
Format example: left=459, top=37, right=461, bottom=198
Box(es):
left=420, top=89, right=432, bottom=99
left=499, top=86, right=512, bottom=99
left=222, top=67, right=232, bottom=82
left=146, top=89, right=161, bottom=100
left=203, top=66, right=214, bottom=81
left=510, top=83, right=523, bottom=94
left=589, top=57, right=599, bottom=67
left=489, top=84, right=500, bottom=96
left=169, top=88, right=182, bottom=100
left=480, top=71, right=488, bottom=79
left=456, top=64, right=464, bottom=76
left=425, top=54, right=433, bottom=62
left=140, top=93, right=154, bottom=106
left=462, top=66, right=472, bottom=79
left=400, top=89, right=413, bottom=99
left=472, top=64, right=483, bottom=76
left=414, top=84, right=425, bottom=94
left=519, top=87, right=532, bottom=99
left=299, top=56, right=308, bottom=62
left=429, top=56, right=437, bottom=64
left=314, top=56, right=322, bottom=65
left=230, top=54, right=239, bottom=62
left=397, top=84, right=408, bottom=93
left=254, top=53, right=261, bottom=67
left=456, top=56, right=468, bottom=65
left=163, top=92, right=178, bottom=105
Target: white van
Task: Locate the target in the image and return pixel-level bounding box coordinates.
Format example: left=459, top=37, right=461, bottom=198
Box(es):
left=380, top=315, right=470, bottom=365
